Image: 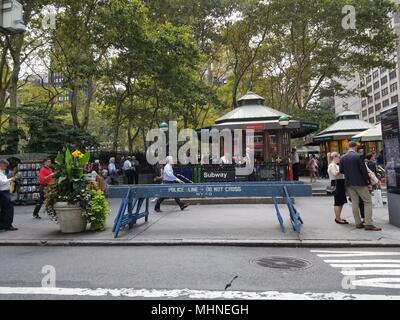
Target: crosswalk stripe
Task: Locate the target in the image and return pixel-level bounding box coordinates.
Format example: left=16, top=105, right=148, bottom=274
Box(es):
left=312, top=251, right=400, bottom=257
left=331, top=264, right=400, bottom=268
left=324, top=260, right=400, bottom=263
left=351, top=278, right=400, bottom=289
left=341, top=269, right=400, bottom=276
left=312, top=249, right=400, bottom=289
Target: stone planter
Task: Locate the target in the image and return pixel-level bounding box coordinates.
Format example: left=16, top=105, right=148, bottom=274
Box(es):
left=54, top=202, right=87, bottom=233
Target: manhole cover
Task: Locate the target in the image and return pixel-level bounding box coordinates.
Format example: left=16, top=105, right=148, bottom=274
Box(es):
left=251, top=257, right=312, bottom=271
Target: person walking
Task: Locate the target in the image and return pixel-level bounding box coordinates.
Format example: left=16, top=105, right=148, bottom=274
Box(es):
left=340, top=141, right=381, bottom=231
left=32, top=158, right=54, bottom=219
left=290, top=147, right=300, bottom=181
left=108, top=157, right=118, bottom=185
left=0, top=159, right=18, bottom=231
left=327, top=152, right=348, bottom=224
left=154, top=156, right=189, bottom=212
left=307, top=156, right=318, bottom=183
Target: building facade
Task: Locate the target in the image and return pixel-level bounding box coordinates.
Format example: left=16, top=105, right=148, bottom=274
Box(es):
left=334, top=62, right=399, bottom=125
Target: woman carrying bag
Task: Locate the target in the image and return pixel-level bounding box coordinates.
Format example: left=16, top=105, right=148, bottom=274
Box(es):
left=327, top=152, right=348, bottom=224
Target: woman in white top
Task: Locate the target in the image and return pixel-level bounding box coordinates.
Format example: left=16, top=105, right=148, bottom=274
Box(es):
left=328, top=152, right=348, bottom=224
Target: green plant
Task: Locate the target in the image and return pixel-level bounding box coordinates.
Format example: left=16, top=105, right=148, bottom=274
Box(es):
left=45, top=148, right=110, bottom=231
left=45, top=149, right=91, bottom=218
left=86, top=188, right=110, bottom=231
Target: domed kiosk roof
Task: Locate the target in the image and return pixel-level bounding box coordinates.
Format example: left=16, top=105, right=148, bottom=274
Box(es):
left=215, top=92, right=288, bottom=124
left=313, top=110, right=373, bottom=143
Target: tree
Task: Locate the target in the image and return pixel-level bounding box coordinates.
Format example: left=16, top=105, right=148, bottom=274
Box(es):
left=252, top=0, right=398, bottom=110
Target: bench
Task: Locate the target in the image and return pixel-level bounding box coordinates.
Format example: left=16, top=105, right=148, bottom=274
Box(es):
left=108, top=181, right=312, bottom=238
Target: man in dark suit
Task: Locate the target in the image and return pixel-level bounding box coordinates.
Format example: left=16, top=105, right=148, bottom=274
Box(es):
left=340, top=141, right=381, bottom=231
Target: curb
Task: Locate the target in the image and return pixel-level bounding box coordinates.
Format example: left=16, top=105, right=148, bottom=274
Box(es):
left=0, top=239, right=399, bottom=247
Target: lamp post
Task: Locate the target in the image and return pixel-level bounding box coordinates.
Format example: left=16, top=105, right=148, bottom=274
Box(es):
left=279, top=115, right=290, bottom=179
left=159, top=122, right=169, bottom=161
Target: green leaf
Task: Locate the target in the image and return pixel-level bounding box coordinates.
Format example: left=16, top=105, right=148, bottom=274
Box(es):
left=79, top=152, right=91, bottom=167
left=65, top=149, right=72, bottom=177
left=55, top=152, right=64, bottom=166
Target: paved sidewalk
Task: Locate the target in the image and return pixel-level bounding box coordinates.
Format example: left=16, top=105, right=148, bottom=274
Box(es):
left=0, top=196, right=399, bottom=246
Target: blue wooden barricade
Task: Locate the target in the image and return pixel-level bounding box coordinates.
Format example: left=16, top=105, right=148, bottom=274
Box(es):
left=108, top=182, right=312, bottom=238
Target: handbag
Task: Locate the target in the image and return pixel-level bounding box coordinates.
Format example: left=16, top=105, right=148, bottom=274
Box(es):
left=365, top=164, right=379, bottom=186
left=326, top=180, right=336, bottom=195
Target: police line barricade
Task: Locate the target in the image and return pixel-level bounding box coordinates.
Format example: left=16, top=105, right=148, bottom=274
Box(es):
left=108, top=181, right=312, bottom=238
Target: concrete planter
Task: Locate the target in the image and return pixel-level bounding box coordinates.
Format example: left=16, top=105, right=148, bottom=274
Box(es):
left=54, top=202, right=87, bottom=233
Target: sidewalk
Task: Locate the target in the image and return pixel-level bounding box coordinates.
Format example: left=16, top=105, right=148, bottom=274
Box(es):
left=0, top=196, right=399, bottom=247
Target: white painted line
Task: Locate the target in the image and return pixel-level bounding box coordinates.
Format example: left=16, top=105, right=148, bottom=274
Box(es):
left=331, top=264, right=400, bottom=268
left=0, top=287, right=399, bottom=300
left=311, top=250, right=400, bottom=254
left=351, top=278, right=400, bottom=289
left=341, top=269, right=400, bottom=276
left=325, top=260, right=400, bottom=263
left=314, top=252, right=400, bottom=258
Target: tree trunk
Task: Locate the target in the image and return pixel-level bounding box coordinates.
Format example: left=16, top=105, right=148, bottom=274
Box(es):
left=112, top=100, right=123, bottom=153
left=71, top=85, right=82, bottom=128
left=8, top=34, right=24, bottom=153
left=82, top=78, right=95, bottom=129
left=232, top=78, right=240, bottom=109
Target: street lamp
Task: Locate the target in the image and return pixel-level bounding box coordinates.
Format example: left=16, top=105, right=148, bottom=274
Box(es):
left=278, top=115, right=290, bottom=127
left=279, top=115, right=290, bottom=179
left=159, top=122, right=169, bottom=162
left=159, top=122, right=168, bottom=132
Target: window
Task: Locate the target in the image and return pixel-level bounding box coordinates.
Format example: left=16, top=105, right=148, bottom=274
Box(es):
left=369, top=117, right=375, bottom=124
left=366, top=75, right=372, bottom=83
left=374, top=92, right=380, bottom=100
left=391, top=95, right=399, bottom=104
left=362, top=110, right=367, bottom=117
left=360, top=81, right=365, bottom=88
left=383, top=99, right=390, bottom=108
left=376, top=114, right=381, bottom=122
left=375, top=103, right=381, bottom=112
left=380, top=67, right=386, bottom=74
left=390, top=82, right=397, bottom=93
left=368, top=96, right=373, bottom=104
left=373, top=81, right=380, bottom=90
left=361, top=100, right=367, bottom=108
left=373, top=70, right=379, bottom=79
left=381, top=76, right=388, bottom=86
left=367, top=86, right=372, bottom=93
left=389, top=70, right=397, bottom=80
left=382, top=87, right=389, bottom=96
left=368, top=107, right=374, bottom=114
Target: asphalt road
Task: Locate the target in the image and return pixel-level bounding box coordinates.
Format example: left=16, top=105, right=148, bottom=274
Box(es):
left=1, top=246, right=400, bottom=300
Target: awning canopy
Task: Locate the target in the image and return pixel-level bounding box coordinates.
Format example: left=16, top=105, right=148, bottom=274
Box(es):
left=212, top=92, right=318, bottom=138
left=352, top=123, right=382, bottom=142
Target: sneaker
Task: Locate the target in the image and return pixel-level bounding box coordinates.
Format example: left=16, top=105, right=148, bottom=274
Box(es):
left=33, top=215, right=41, bottom=219
left=180, top=204, right=189, bottom=211
left=155, top=208, right=162, bottom=213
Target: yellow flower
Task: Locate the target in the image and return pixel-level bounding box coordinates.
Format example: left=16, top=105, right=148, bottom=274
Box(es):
left=72, top=150, right=83, bottom=158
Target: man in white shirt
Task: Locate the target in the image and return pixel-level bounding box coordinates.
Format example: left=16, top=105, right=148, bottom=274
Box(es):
left=0, top=159, right=18, bottom=231
left=123, top=156, right=133, bottom=184
left=154, top=156, right=188, bottom=212
left=290, top=147, right=300, bottom=181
